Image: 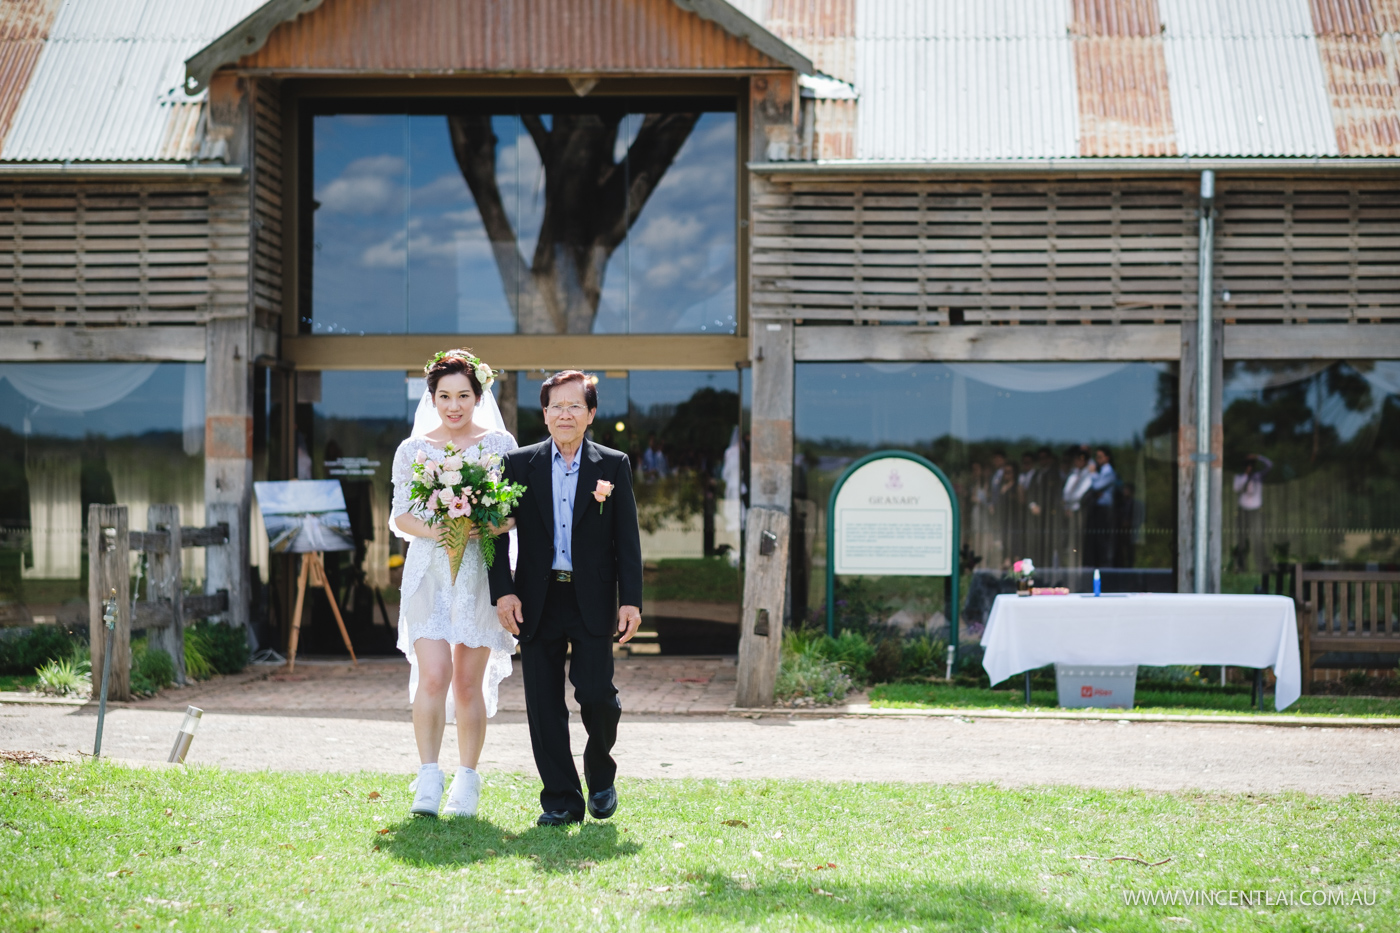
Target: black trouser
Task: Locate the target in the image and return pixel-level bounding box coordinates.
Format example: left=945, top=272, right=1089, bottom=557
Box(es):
left=520, top=580, right=620, bottom=816
left=1084, top=502, right=1117, bottom=569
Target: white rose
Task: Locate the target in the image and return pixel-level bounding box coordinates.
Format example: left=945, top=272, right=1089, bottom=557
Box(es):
left=475, top=363, right=492, bottom=385
left=442, top=455, right=463, bottom=471
left=439, top=470, right=463, bottom=487
left=482, top=496, right=495, bottom=506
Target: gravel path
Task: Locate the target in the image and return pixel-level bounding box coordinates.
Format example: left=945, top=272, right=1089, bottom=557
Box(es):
left=4, top=704, right=1396, bottom=798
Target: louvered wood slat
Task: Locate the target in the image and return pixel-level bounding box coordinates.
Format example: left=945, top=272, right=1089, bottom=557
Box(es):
left=1216, top=181, right=1400, bottom=324
left=751, top=176, right=1200, bottom=325
left=0, top=184, right=237, bottom=326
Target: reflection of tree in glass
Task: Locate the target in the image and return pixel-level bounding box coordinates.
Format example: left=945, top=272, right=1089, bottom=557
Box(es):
left=447, top=112, right=699, bottom=334
left=629, top=387, right=737, bottom=540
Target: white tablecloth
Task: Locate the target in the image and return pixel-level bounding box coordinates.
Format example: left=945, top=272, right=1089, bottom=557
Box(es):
left=980, top=593, right=1302, bottom=710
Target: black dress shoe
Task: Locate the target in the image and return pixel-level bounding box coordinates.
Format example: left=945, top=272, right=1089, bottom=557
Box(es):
left=537, top=809, right=583, bottom=827
left=587, top=785, right=617, bottom=820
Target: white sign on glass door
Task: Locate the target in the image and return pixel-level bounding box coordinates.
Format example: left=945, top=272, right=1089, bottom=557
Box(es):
left=832, top=457, right=952, bottom=576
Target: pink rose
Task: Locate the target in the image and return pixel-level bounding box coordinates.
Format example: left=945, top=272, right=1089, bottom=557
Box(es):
left=592, top=479, right=614, bottom=504
left=414, top=450, right=427, bottom=464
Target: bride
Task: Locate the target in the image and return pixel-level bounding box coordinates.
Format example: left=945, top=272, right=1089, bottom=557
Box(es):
left=389, top=349, right=517, bottom=818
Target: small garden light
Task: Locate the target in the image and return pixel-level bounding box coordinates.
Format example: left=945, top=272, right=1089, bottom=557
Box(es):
left=168, top=706, right=203, bottom=764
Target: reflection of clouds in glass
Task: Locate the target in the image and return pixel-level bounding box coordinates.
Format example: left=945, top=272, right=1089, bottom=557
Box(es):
left=626, top=112, right=735, bottom=333
left=312, top=110, right=735, bottom=335
left=316, top=154, right=405, bottom=214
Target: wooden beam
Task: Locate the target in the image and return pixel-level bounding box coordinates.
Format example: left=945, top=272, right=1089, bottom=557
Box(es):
left=736, top=507, right=789, bottom=708
left=281, top=334, right=749, bottom=371
left=1, top=326, right=206, bottom=362
left=1224, top=324, right=1400, bottom=360
left=794, top=325, right=1180, bottom=362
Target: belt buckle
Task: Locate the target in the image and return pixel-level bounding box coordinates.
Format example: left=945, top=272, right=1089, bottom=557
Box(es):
left=553, top=570, right=573, bottom=583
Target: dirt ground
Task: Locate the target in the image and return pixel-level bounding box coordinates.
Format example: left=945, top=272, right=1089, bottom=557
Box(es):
left=3, top=702, right=1396, bottom=798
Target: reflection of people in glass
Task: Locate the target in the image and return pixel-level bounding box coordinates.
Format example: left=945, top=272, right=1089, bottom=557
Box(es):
left=987, top=450, right=1011, bottom=568
left=1061, top=446, right=1092, bottom=567
left=641, top=434, right=669, bottom=480
left=967, top=461, right=991, bottom=568
left=389, top=350, right=518, bottom=820
left=1084, top=446, right=1118, bottom=568
left=1232, top=453, right=1272, bottom=572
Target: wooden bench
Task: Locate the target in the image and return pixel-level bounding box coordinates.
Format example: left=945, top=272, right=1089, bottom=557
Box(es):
left=1294, top=565, right=1400, bottom=693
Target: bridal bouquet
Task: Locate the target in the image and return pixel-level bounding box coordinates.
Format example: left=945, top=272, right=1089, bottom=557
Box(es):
left=408, top=443, right=525, bottom=582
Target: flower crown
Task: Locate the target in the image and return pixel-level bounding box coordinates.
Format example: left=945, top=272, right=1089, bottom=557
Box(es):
left=424, top=349, right=496, bottom=392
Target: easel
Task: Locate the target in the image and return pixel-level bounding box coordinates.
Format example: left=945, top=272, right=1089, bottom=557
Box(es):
left=287, top=551, right=358, bottom=672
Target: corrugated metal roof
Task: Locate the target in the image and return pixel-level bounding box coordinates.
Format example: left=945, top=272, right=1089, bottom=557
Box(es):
left=855, top=0, right=1079, bottom=161
left=762, top=0, right=856, bottom=82
left=0, top=0, right=62, bottom=154
left=1160, top=0, right=1339, bottom=156
left=1, top=0, right=263, bottom=162
left=1309, top=0, right=1400, bottom=155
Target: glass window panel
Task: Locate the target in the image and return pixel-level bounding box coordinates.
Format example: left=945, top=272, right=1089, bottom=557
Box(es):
left=309, top=103, right=735, bottom=335
left=627, top=112, right=737, bottom=334
left=311, top=114, right=409, bottom=334
left=301, top=371, right=418, bottom=654
left=0, top=363, right=205, bottom=614
left=1222, top=360, right=1400, bottom=591
left=795, top=362, right=1178, bottom=629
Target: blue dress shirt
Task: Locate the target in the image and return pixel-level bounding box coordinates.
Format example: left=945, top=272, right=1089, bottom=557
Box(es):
left=1090, top=462, right=1117, bottom=507
left=550, top=440, right=580, bottom=570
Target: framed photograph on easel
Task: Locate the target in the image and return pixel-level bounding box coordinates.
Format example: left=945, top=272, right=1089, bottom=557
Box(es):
left=254, top=481, right=358, bottom=671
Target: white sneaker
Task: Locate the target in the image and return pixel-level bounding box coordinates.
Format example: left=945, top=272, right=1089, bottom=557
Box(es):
left=442, top=768, right=481, bottom=818
left=409, top=768, right=444, bottom=818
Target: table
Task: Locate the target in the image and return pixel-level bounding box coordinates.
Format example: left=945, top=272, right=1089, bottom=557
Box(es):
left=980, top=593, right=1302, bottom=711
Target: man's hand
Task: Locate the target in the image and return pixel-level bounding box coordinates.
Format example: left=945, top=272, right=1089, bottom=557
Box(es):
left=496, top=594, right=523, bottom=636
left=617, top=605, right=642, bottom=644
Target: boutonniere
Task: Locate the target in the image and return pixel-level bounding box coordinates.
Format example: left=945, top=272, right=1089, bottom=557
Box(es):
left=593, top=479, right=614, bottom=513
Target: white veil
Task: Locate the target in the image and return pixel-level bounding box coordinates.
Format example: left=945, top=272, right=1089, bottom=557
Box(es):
left=412, top=380, right=507, bottom=437
left=400, top=376, right=516, bottom=730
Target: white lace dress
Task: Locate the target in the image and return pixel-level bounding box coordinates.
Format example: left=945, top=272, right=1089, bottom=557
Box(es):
left=389, top=431, right=518, bottom=718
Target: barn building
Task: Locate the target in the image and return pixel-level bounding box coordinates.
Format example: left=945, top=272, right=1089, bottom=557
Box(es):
left=1, top=0, right=1397, bottom=683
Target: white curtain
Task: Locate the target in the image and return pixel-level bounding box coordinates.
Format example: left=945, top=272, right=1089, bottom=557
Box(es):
left=22, top=453, right=81, bottom=580
left=182, top=363, right=205, bottom=456
left=721, top=426, right=743, bottom=533
left=0, top=363, right=157, bottom=413
left=1358, top=361, right=1400, bottom=398
left=943, top=362, right=1129, bottom=393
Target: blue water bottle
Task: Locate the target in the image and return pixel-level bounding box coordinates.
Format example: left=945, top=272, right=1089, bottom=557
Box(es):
left=1093, top=568, right=1101, bottom=596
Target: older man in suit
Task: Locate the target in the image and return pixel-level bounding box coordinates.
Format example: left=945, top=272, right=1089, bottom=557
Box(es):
left=489, top=370, right=643, bottom=826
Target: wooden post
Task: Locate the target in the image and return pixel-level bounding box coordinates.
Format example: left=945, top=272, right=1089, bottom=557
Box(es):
left=87, top=504, right=131, bottom=702
left=145, top=504, right=185, bottom=685
left=736, top=508, right=789, bottom=708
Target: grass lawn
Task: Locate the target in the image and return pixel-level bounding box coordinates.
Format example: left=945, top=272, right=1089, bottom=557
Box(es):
left=2, top=761, right=1395, bottom=932
left=644, top=557, right=742, bottom=604
left=0, top=673, right=38, bottom=692
left=868, top=682, right=1400, bottom=718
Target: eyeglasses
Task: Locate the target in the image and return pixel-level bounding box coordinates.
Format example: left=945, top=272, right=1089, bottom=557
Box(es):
left=546, top=403, right=587, bottom=417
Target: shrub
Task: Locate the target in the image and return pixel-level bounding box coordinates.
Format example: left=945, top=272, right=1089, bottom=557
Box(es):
left=868, top=638, right=904, bottom=685
left=182, top=629, right=215, bottom=681
left=775, top=649, right=852, bottom=706
left=35, top=656, right=91, bottom=697
left=187, top=621, right=249, bottom=675
left=0, top=626, right=77, bottom=675
left=130, top=640, right=174, bottom=696
left=819, top=629, right=878, bottom=684
left=899, top=635, right=946, bottom=680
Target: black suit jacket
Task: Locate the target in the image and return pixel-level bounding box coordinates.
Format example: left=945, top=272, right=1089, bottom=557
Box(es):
left=488, top=437, right=644, bottom=641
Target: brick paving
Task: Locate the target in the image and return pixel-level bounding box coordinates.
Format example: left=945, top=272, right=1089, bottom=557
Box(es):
left=122, top=654, right=738, bottom=718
